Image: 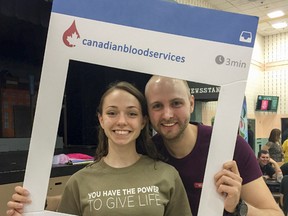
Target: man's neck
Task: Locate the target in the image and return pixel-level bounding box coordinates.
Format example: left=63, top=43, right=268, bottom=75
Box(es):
left=163, top=124, right=198, bottom=159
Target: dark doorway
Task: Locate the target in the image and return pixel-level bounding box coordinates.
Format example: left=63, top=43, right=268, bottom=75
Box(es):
left=282, top=118, right=288, bottom=143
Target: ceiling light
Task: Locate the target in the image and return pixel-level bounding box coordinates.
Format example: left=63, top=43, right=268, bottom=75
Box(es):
left=272, top=22, right=287, bottom=29
left=267, top=10, right=285, bottom=18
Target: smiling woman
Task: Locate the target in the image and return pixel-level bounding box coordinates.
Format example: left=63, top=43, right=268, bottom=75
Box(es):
left=6, top=81, right=192, bottom=216
left=64, top=60, right=152, bottom=147
left=96, top=81, right=149, bottom=163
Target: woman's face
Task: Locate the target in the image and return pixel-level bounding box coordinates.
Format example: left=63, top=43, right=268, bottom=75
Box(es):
left=98, top=89, right=146, bottom=148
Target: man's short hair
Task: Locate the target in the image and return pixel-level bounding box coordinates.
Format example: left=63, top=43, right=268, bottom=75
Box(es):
left=258, top=149, right=269, bottom=158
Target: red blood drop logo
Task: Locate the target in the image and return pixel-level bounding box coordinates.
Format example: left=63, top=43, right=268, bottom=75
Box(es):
left=62, top=20, right=80, bottom=47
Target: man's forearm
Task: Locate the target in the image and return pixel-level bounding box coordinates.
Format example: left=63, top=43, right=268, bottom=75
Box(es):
left=246, top=203, right=284, bottom=216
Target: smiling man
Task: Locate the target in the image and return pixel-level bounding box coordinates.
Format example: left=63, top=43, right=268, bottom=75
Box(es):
left=145, top=75, right=284, bottom=216
left=258, top=149, right=283, bottom=181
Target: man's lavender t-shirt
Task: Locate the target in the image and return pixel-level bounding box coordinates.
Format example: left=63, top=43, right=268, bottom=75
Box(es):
left=153, top=123, right=262, bottom=216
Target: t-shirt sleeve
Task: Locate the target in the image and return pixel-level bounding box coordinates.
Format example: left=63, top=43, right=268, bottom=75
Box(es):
left=57, top=175, right=81, bottom=215
left=164, top=169, right=192, bottom=216
left=233, top=136, right=262, bottom=185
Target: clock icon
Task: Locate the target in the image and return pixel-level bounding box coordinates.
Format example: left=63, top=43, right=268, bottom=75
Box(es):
left=215, top=55, right=225, bottom=65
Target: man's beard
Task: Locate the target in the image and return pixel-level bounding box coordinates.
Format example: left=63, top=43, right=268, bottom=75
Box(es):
left=160, top=118, right=189, bottom=142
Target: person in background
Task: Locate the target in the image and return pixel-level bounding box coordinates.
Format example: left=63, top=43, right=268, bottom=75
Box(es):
left=282, top=138, right=288, bottom=163
left=262, top=128, right=283, bottom=162
left=145, top=75, right=284, bottom=216
left=257, top=149, right=283, bottom=182
left=6, top=81, right=192, bottom=216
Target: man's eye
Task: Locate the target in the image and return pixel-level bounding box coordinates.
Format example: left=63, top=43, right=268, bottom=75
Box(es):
left=152, top=104, right=162, bottom=110
left=172, top=101, right=182, bottom=107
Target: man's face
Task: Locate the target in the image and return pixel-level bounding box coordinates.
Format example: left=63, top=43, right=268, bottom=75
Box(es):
left=145, top=77, right=194, bottom=142
left=259, top=153, right=270, bottom=166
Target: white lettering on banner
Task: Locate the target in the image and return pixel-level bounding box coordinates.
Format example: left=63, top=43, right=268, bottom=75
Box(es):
left=190, top=86, right=221, bottom=94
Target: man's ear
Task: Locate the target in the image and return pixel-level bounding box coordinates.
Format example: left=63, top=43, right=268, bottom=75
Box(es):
left=190, top=95, right=195, bottom=114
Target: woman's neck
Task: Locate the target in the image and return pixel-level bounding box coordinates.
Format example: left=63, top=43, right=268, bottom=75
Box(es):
left=104, top=147, right=141, bottom=168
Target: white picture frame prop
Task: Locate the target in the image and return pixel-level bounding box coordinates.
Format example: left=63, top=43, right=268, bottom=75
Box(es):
left=22, top=0, right=258, bottom=215
left=24, top=211, right=75, bottom=216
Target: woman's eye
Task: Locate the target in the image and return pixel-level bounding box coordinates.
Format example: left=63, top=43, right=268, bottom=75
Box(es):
left=107, top=111, right=116, bottom=116
left=128, top=112, right=138, bottom=117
